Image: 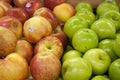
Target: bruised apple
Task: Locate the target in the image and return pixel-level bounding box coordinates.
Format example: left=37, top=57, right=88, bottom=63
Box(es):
left=0, top=27, right=17, bottom=57
left=23, top=16, right=52, bottom=43
left=0, top=53, right=29, bottom=80
left=0, top=16, right=23, bottom=39
left=30, top=52, right=61, bottom=80
left=33, top=7, right=58, bottom=30
left=34, top=35, right=63, bottom=59
left=15, top=39, right=33, bottom=64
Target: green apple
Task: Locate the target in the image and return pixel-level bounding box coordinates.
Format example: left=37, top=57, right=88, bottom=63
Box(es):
left=103, top=0, right=118, bottom=5
left=63, top=16, right=89, bottom=40
left=83, top=48, right=111, bottom=75
left=75, top=10, right=96, bottom=26
left=98, top=39, right=118, bottom=61
left=108, top=59, right=120, bottom=80
left=72, top=28, right=98, bottom=53
left=99, top=10, right=120, bottom=31
left=91, top=75, right=110, bottom=80
left=90, top=18, right=116, bottom=40
left=75, top=2, right=93, bottom=12
left=113, top=33, right=120, bottom=57
left=64, top=44, right=73, bottom=52
left=62, top=57, right=92, bottom=80
left=96, top=1, right=119, bottom=17
left=62, top=50, right=82, bottom=63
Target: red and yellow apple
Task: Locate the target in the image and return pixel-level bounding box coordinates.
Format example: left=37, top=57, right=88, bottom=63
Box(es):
left=13, top=0, right=29, bottom=7
left=0, top=5, right=5, bottom=18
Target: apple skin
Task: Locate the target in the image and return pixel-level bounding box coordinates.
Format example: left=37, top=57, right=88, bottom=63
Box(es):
left=53, top=3, right=75, bottom=22
left=0, top=53, right=29, bottom=80
left=23, top=16, right=52, bottom=43
left=44, top=0, right=65, bottom=10
left=62, top=57, right=92, bottom=80
left=0, top=27, right=17, bottom=57
left=0, top=16, right=23, bottom=39
left=34, top=35, right=63, bottom=59
left=33, top=7, right=58, bottom=30
left=30, top=52, right=61, bottom=80
left=91, top=75, right=110, bottom=80
left=0, top=6, right=5, bottom=18
left=13, top=0, right=29, bottom=7
left=0, top=1, right=12, bottom=12
left=6, top=7, right=29, bottom=24
left=15, top=39, right=33, bottom=64
left=83, top=48, right=111, bottom=75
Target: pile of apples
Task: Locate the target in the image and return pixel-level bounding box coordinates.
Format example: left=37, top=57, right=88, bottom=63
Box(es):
left=0, top=0, right=120, bottom=80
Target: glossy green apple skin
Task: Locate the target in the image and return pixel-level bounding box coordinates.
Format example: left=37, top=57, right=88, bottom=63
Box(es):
left=83, top=48, right=111, bottom=75
left=72, top=28, right=98, bottom=53
left=90, top=19, right=116, bottom=40
left=100, top=10, right=120, bottom=31
left=63, top=16, right=89, bottom=40
left=75, top=10, right=96, bottom=26
left=113, top=33, right=120, bottom=57
left=91, top=75, right=110, bottom=80
left=109, top=59, right=120, bottom=80
left=62, top=57, right=92, bottom=80
left=98, top=39, right=118, bottom=61
left=62, top=50, right=82, bottom=63
left=75, top=2, right=93, bottom=12
left=96, top=2, right=119, bottom=17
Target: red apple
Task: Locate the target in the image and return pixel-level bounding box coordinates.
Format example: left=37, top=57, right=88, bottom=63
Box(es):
left=15, top=39, right=33, bottom=64
left=0, top=1, right=12, bottom=12
left=0, top=5, right=5, bottom=18
left=30, top=52, right=61, bottom=80
left=0, top=27, right=17, bottom=57
left=0, top=53, right=29, bottom=80
left=44, top=0, right=65, bottom=10
left=13, top=0, right=29, bottom=7
left=23, top=0, right=43, bottom=17
left=6, top=7, right=29, bottom=24
left=33, top=7, right=58, bottom=30
left=34, top=35, right=63, bottom=59
left=23, top=16, right=52, bottom=43
left=0, top=16, right=23, bottom=39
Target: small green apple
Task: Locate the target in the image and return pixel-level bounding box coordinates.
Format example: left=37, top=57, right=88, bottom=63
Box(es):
left=62, top=50, right=82, bottom=63
left=72, top=28, right=98, bottom=53
left=83, top=48, right=111, bottom=75
left=90, top=18, right=116, bottom=40
left=63, top=16, right=89, bottom=40
left=91, top=75, right=110, bottom=80
left=75, top=2, right=93, bottom=12
left=75, top=10, right=96, bottom=26
left=98, top=39, right=118, bottom=61
left=103, top=0, right=118, bottom=5
left=62, top=57, right=92, bottom=80
left=100, top=10, right=120, bottom=31
left=109, top=59, right=120, bottom=80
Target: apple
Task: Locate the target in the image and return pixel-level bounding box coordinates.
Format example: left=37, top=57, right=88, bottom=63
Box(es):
left=0, top=5, right=5, bottom=18
left=33, top=7, right=58, bottom=30
left=63, top=16, right=89, bottom=40
left=0, top=16, right=23, bottom=39
left=23, top=16, right=52, bottom=43
left=30, top=52, right=61, bottom=80
left=6, top=7, right=29, bottom=24
left=103, top=0, right=117, bottom=5
left=0, top=53, right=29, bottom=80
left=98, top=39, right=118, bottom=61
left=72, top=28, right=99, bottom=53
left=64, top=44, right=73, bottom=52
left=75, top=2, right=93, bottom=12
left=34, top=35, right=63, bottom=59
left=91, top=75, right=110, bottom=80
left=0, top=27, right=17, bottom=57
left=62, top=50, right=82, bottom=63
left=15, top=39, right=33, bottom=64
left=75, top=10, right=96, bottom=26
left=13, top=0, right=29, bottom=7
left=90, top=18, right=116, bottom=40
left=0, top=1, right=12, bottom=12
left=53, top=3, right=75, bottom=22
left=62, top=57, right=92, bottom=80
left=108, top=58, right=120, bottom=80
left=83, top=48, right=111, bottom=75
left=22, top=0, right=43, bottom=17
left=96, top=1, right=119, bottom=17
left=44, top=0, right=65, bottom=10
left=1, top=0, right=13, bottom=4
